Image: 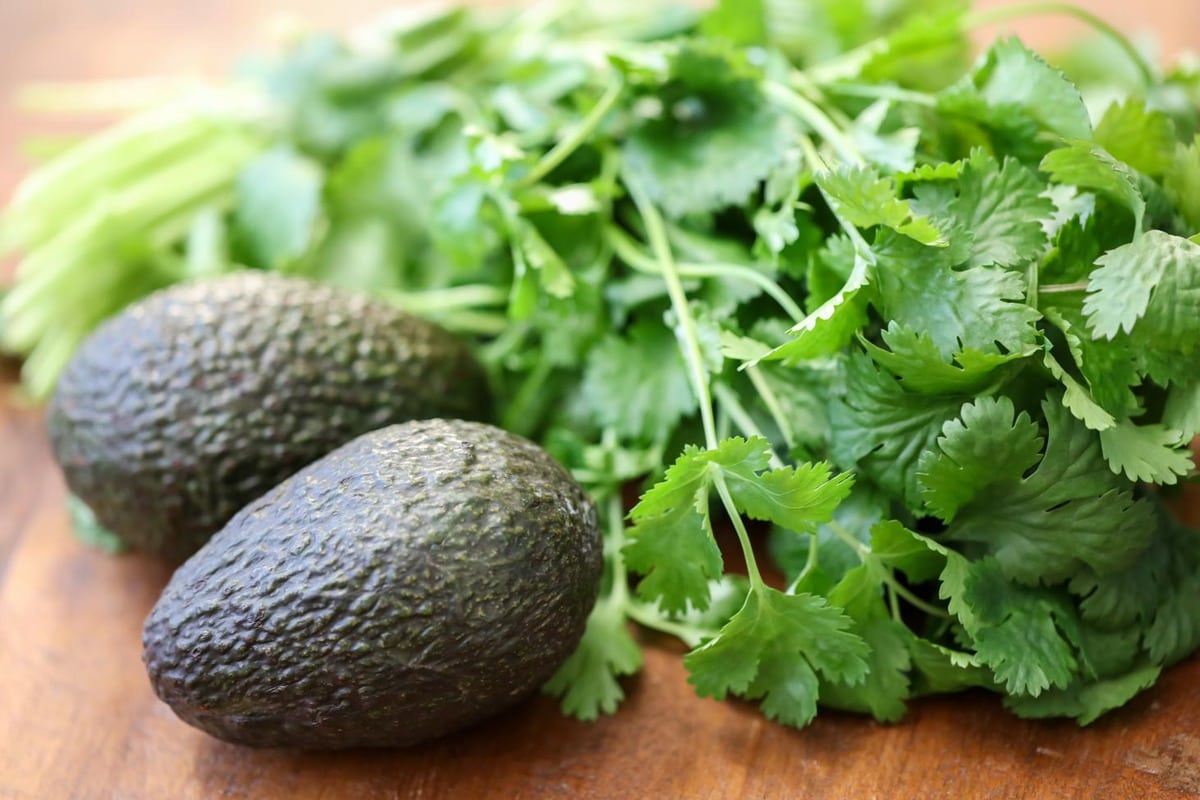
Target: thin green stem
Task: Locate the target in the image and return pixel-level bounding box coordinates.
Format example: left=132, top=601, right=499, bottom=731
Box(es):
left=712, top=382, right=786, bottom=470
left=712, top=472, right=766, bottom=591
left=625, top=603, right=716, bottom=649
left=517, top=78, right=623, bottom=188
left=826, top=82, right=938, bottom=108
left=625, top=175, right=718, bottom=450
left=765, top=82, right=865, bottom=167
left=1038, top=281, right=1089, bottom=294
left=746, top=365, right=796, bottom=449
left=380, top=283, right=509, bottom=313
left=786, top=533, right=822, bottom=594
left=605, top=226, right=806, bottom=324
left=826, top=521, right=950, bottom=620
left=605, top=492, right=631, bottom=609
left=967, top=2, right=1156, bottom=87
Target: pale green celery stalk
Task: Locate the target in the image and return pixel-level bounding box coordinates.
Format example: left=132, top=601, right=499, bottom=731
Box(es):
left=7, top=130, right=257, bottom=290
left=3, top=91, right=262, bottom=251
left=17, top=76, right=208, bottom=115
left=3, top=132, right=254, bottom=340
left=18, top=257, right=177, bottom=397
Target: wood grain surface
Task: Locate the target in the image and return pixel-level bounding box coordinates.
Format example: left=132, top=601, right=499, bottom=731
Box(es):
left=2, top=3, right=1200, bottom=799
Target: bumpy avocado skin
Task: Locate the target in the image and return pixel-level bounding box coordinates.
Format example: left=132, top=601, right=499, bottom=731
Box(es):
left=47, top=273, right=491, bottom=560
left=142, top=419, right=601, bottom=749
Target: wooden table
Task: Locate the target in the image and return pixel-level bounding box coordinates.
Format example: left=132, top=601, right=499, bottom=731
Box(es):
left=2, top=2, right=1200, bottom=798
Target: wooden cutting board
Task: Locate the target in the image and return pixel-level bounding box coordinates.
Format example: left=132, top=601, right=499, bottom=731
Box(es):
left=2, top=2, right=1199, bottom=798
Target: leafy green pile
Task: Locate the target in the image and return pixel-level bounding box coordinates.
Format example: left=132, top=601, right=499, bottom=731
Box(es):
left=4, top=0, right=1200, bottom=728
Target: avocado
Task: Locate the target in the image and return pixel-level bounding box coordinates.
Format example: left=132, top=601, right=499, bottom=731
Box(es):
left=47, top=272, right=491, bottom=560
left=142, top=418, right=601, bottom=749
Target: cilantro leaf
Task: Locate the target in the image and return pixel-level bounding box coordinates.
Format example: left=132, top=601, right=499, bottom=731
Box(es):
left=830, top=354, right=969, bottom=509
left=861, top=323, right=1028, bottom=396
left=948, top=150, right=1054, bottom=268
left=940, top=398, right=1155, bottom=584
left=1143, top=514, right=1200, bottom=665
left=232, top=146, right=324, bottom=270
left=917, top=395, right=1044, bottom=522
left=544, top=599, right=643, bottom=720
left=816, top=165, right=944, bottom=245
left=872, top=232, right=1041, bottom=359
left=767, top=254, right=871, bottom=363
left=1097, top=421, right=1193, bottom=485
left=970, top=39, right=1092, bottom=139
left=624, top=445, right=724, bottom=614
left=1093, top=99, right=1177, bottom=178
left=868, top=519, right=946, bottom=584
left=820, top=563, right=915, bottom=722
left=1004, top=663, right=1161, bottom=725
left=684, top=586, right=869, bottom=727
left=620, top=42, right=791, bottom=218
left=961, top=559, right=1080, bottom=695
left=625, top=437, right=853, bottom=612
left=581, top=317, right=696, bottom=443
left=1084, top=230, right=1200, bottom=349
left=721, top=457, right=855, bottom=534
left=1164, top=136, right=1200, bottom=231
left=1040, top=140, right=1145, bottom=231
left=938, top=38, right=1091, bottom=153
left=1163, top=378, right=1200, bottom=439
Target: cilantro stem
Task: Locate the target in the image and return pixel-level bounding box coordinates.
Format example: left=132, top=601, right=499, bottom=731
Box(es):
left=826, top=521, right=951, bottom=620
left=625, top=603, right=716, bottom=649
left=786, top=534, right=822, bottom=594
left=712, top=382, right=786, bottom=470
left=1038, top=281, right=1090, bottom=294
left=826, top=83, right=937, bottom=108
left=500, top=354, right=554, bottom=436
left=712, top=471, right=767, bottom=592
left=624, top=174, right=718, bottom=450
left=966, top=3, right=1156, bottom=87
left=765, top=82, right=865, bottom=167
left=605, top=492, right=631, bottom=609
left=380, top=283, right=509, bottom=313
left=745, top=365, right=797, bottom=450
left=517, top=78, right=623, bottom=188
left=605, top=226, right=806, bottom=324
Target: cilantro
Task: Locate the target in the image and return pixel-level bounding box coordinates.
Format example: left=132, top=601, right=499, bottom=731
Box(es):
left=543, top=597, right=644, bottom=720
left=934, top=399, right=1155, bottom=584
left=831, top=354, right=969, bottom=509
left=620, top=42, right=792, bottom=218
left=232, top=146, right=324, bottom=271
left=1084, top=230, right=1200, bottom=349
left=1004, top=663, right=1161, bottom=725
left=580, top=317, right=696, bottom=444
left=815, top=165, right=944, bottom=244
left=1093, top=100, right=1177, bottom=177
left=1040, top=140, right=1146, bottom=234
left=948, top=150, right=1054, bottom=268
left=871, top=231, right=1041, bottom=359
left=685, top=586, right=869, bottom=727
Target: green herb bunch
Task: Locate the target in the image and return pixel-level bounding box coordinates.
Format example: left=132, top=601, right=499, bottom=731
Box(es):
left=4, top=0, right=1200, bottom=728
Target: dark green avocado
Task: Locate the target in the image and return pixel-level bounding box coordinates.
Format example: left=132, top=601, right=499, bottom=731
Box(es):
left=142, top=418, right=601, bottom=749
left=47, top=272, right=491, bottom=560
